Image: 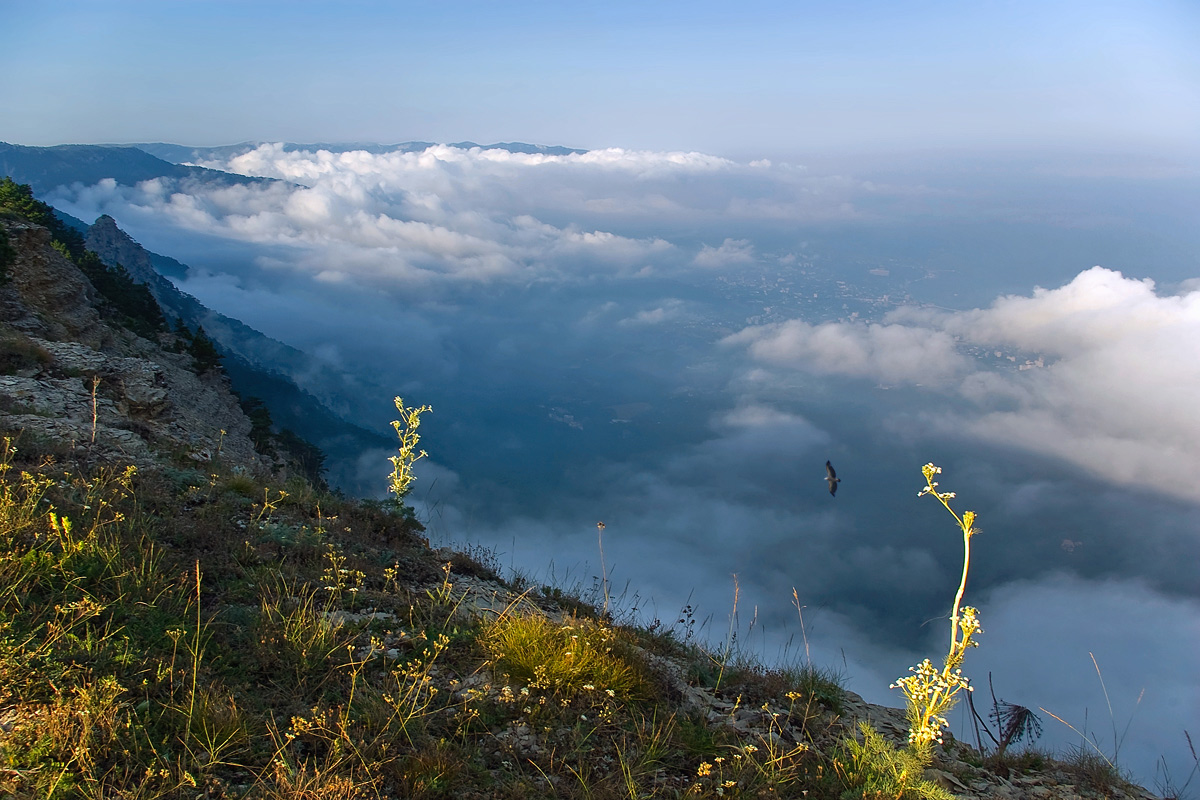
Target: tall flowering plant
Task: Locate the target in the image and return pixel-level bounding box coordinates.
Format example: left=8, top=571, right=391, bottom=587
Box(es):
left=892, top=464, right=983, bottom=754
left=388, top=397, right=432, bottom=501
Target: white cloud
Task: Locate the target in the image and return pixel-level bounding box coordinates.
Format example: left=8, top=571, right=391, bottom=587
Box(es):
left=58, top=143, right=865, bottom=291
left=726, top=319, right=969, bottom=385
left=729, top=267, right=1200, bottom=502
left=617, top=299, right=687, bottom=327
left=694, top=238, right=756, bottom=269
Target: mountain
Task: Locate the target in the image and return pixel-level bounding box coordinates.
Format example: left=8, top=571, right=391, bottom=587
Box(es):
left=82, top=214, right=392, bottom=487
left=447, top=141, right=587, bottom=156
left=0, top=187, right=262, bottom=471
left=0, top=141, right=279, bottom=195
left=130, top=140, right=587, bottom=166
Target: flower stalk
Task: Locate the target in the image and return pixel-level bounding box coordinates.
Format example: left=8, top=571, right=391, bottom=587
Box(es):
left=388, top=396, right=432, bottom=500
left=892, top=463, right=983, bottom=754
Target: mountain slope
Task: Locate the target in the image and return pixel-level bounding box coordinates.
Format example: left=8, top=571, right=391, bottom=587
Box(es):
left=82, top=214, right=393, bottom=488
left=0, top=142, right=278, bottom=196
left=131, top=140, right=587, bottom=166
left=0, top=198, right=261, bottom=471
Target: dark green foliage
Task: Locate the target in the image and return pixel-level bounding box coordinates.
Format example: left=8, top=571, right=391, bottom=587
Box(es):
left=184, top=325, right=222, bottom=374
left=0, top=177, right=58, bottom=227
left=75, top=249, right=167, bottom=339
left=239, top=395, right=276, bottom=455
left=236, top=393, right=328, bottom=488
left=275, top=428, right=328, bottom=489
left=0, top=177, right=86, bottom=256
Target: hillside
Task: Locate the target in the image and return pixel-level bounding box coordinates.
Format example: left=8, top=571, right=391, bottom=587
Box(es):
left=0, top=179, right=1167, bottom=799
left=0, top=143, right=274, bottom=196
left=81, top=213, right=393, bottom=484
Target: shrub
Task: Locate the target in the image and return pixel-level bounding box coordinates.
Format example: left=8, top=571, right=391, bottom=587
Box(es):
left=481, top=612, right=648, bottom=701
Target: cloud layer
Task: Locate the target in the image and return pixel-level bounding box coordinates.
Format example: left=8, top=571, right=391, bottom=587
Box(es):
left=730, top=267, right=1200, bottom=503
left=47, top=143, right=902, bottom=295
left=40, top=144, right=1200, bottom=788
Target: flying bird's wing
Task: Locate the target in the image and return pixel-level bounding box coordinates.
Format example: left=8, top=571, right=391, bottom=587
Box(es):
left=825, top=460, right=840, bottom=496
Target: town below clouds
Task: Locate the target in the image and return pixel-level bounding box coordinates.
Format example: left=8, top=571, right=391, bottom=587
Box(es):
left=45, top=143, right=1200, bottom=787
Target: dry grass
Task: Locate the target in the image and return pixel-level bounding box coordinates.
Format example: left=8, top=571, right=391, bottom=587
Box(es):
left=4, top=437, right=1147, bottom=799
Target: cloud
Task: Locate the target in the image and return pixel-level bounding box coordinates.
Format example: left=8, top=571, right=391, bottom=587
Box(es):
left=694, top=238, right=756, bottom=269
left=729, top=267, right=1200, bottom=503
left=46, top=142, right=911, bottom=296
left=726, top=319, right=969, bottom=385
left=617, top=299, right=688, bottom=327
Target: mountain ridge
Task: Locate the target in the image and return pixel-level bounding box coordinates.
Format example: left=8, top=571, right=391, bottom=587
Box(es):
left=0, top=141, right=278, bottom=196
left=81, top=213, right=393, bottom=490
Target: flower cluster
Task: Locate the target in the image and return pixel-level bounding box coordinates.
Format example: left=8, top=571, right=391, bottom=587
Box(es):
left=890, top=658, right=973, bottom=747
left=917, top=463, right=956, bottom=500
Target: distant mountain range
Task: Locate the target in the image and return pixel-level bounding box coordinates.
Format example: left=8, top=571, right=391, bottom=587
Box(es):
left=132, top=140, right=588, bottom=165
left=0, top=141, right=272, bottom=196
left=0, top=140, right=587, bottom=196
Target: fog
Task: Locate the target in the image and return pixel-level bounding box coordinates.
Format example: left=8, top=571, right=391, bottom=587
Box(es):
left=46, top=144, right=1200, bottom=789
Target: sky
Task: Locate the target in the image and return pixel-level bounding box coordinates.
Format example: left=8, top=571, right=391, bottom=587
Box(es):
left=3, top=0, right=1200, bottom=159
left=4, top=0, right=1200, bottom=791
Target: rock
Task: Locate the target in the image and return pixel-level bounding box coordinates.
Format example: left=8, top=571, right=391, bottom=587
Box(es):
left=0, top=218, right=264, bottom=474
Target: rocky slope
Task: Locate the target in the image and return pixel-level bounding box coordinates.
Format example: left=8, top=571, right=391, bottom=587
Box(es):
left=82, top=213, right=392, bottom=485
left=0, top=217, right=262, bottom=471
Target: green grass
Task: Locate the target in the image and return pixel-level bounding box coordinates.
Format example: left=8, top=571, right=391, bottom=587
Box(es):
left=0, top=437, right=1163, bottom=799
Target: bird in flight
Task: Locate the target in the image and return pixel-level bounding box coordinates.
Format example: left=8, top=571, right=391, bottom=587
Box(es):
left=825, top=461, right=841, bottom=496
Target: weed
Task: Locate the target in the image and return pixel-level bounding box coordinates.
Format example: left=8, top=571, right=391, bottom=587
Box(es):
left=830, top=722, right=956, bottom=800
left=1156, top=730, right=1199, bottom=800
left=254, top=578, right=351, bottom=692
left=891, top=463, right=982, bottom=755
left=1060, top=744, right=1132, bottom=795
left=1039, top=652, right=1145, bottom=777
left=388, top=396, right=432, bottom=502
left=481, top=612, right=648, bottom=702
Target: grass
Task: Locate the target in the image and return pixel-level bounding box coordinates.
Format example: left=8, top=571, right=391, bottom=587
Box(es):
left=0, top=435, right=1168, bottom=799
left=0, top=429, right=854, bottom=798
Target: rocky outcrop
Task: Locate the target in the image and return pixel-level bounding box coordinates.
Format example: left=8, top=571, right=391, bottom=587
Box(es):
left=1, top=222, right=106, bottom=344
left=0, top=218, right=263, bottom=472
left=83, top=215, right=379, bottom=428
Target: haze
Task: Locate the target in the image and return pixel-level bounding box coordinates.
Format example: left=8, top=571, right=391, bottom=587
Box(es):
left=4, top=1, right=1200, bottom=158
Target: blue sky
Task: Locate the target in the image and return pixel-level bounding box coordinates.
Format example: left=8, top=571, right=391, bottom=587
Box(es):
left=4, top=0, right=1199, bottom=157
